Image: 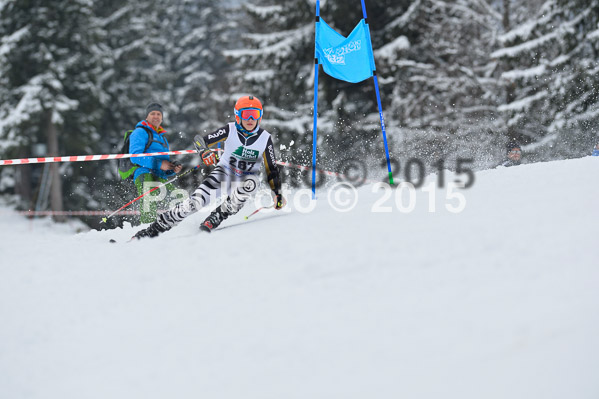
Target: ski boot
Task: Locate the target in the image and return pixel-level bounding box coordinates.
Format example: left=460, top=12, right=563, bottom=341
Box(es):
left=199, top=207, right=230, bottom=233
left=131, top=220, right=170, bottom=240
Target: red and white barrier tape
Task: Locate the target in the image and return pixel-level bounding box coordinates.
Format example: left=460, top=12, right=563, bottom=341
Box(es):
left=0, top=150, right=377, bottom=193
left=12, top=210, right=141, bottom=216
left=0, top=151, right=353, bottom=180
left=0, top=150, right=198, bottom=166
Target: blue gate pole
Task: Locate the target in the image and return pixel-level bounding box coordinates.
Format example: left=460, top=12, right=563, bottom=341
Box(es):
left=361, top=0, right=394, bottom=185
left=312, top=1, right=321, bottom=198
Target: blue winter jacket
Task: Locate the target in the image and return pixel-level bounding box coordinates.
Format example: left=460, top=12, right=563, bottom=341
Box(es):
left=129, top=120, right=176, bottom=181
left=592, top=148, right=599, bottom=156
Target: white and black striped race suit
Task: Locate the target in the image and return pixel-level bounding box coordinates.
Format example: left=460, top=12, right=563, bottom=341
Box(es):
left=155, top=123, right=281, bottom=229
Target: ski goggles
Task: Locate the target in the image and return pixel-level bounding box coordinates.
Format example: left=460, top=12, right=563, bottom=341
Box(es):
left=508, top=149, right=521, bottom=155
left=236, top=108, right=262, bottom=120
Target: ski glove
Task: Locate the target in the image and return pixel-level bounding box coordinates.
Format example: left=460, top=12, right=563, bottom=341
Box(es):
left=200, top=150, right=218, bottom=166
left=274, top=193, right=286, bottom=210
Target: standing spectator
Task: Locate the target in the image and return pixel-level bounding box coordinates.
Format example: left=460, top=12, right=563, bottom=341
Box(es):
left=129, top=102, right=182, bottom=223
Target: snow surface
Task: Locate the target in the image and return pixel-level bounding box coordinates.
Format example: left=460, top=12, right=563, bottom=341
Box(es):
left=1, top=157, right=599, bottom=399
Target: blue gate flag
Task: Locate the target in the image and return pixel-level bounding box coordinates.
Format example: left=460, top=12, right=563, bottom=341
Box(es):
left=311, top=0, right=394, bottom=197
left=316, top=19, right=375, bottom=83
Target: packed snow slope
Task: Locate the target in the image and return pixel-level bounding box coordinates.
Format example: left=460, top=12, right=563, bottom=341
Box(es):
left=1, top=157, right=598, bottom=399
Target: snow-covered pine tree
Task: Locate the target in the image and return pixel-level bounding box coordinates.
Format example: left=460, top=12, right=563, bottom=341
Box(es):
left=492, top=0, right=599, bottom=161
left=98, top=0, right=230, bottom=142
left=160, top=0, right=231, bottom=138
left=95, top=0, right=167, bottom=139
left=374, top=0, right=506, bottom=170
left=0, top=0, right=109, bottom=220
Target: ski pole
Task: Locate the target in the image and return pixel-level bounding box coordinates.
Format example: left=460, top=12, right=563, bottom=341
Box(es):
left=101, top=165, right=200, bottom=223
left=244, top=204, right=274, bottom=220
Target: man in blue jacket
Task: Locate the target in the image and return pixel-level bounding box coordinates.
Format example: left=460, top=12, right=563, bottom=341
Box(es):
left=130, top=102, right=182, bottom=223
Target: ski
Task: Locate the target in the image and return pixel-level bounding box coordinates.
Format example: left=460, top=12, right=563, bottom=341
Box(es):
left=108, top=210, right=288, bottom=241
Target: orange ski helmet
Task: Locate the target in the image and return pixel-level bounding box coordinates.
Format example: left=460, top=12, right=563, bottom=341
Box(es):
left=234, top=95, right=263, bottom=125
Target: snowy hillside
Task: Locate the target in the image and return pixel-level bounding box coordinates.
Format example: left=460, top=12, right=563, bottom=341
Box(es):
left=1, top=157, right=598, bottom=399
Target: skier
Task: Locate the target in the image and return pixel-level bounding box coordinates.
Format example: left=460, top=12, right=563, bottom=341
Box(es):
left=132, top=95, right=285, bottom=239
left=592, top=142, right=599, bottom=156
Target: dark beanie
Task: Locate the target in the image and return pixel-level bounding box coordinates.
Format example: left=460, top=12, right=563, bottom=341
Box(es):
left=506, top=140, right=521, bottom=152
left=145, top=102, right=163, bottom=116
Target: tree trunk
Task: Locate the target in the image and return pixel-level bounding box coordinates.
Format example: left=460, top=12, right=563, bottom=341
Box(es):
left=45, top=109, right=66, bottom=223
left=503, top=0, right=510, bottom=31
